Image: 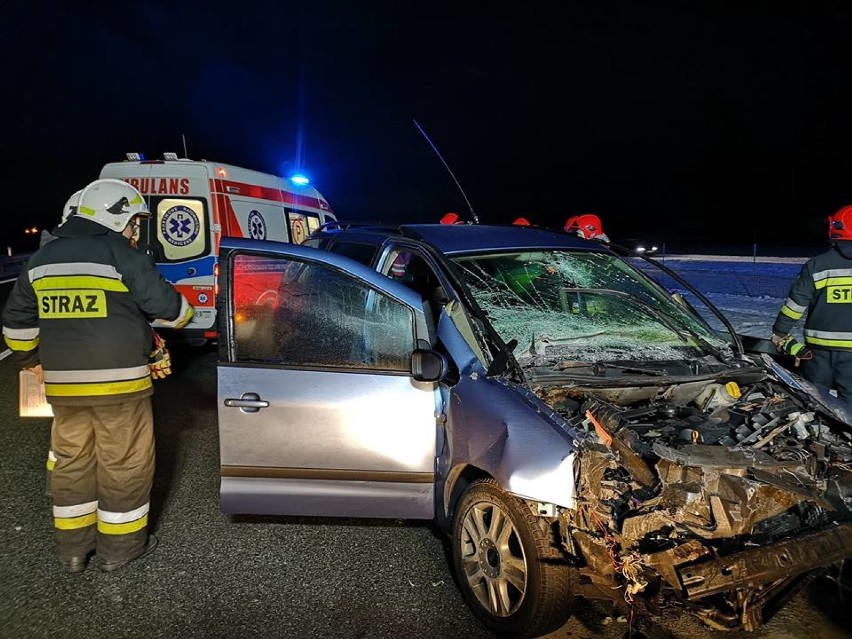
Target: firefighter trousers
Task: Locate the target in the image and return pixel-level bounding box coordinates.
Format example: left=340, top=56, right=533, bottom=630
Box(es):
left=801, top=348, right=852, bottom=410
left=50, top=398, right=154, bottom=562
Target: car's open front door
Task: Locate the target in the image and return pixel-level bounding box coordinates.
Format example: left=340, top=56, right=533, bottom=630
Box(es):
left=216, top=238, right=439, bottom=520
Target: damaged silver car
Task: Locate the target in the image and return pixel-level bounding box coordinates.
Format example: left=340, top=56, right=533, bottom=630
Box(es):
left=216, top=224, right=852, bottom=638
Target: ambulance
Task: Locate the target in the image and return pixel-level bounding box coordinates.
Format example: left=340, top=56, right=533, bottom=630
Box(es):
left=99, top=153, right=337, bottom=345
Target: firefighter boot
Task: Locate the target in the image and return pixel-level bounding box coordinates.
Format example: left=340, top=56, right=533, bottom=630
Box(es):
left=99, top=534, right=159, bottom=573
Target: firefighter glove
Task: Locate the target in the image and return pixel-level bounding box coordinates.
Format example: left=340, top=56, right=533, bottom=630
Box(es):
left=771, top=333, right=813, bottom=366
left=149, top=332, right=172, bottom=379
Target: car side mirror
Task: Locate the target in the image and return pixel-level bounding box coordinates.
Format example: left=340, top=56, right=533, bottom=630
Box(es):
left=411, top=349, right=447, bottom=382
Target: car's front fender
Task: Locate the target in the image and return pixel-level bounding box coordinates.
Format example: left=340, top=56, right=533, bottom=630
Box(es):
left=440, top=373, right=579, bottom=514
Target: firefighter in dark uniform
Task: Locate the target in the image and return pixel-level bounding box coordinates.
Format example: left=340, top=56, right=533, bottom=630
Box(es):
left=771, top=204, right=852, bottom=409
left=2, top=178, right=194, bottom=573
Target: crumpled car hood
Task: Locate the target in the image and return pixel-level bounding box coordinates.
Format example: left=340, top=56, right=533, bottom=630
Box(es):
left=527, top=357, right=852, bottom=631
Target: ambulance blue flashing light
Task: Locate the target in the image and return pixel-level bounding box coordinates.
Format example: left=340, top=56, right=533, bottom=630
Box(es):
left=126, top=152, right=145, bottom=161
left=290, top=174, right=310, bottom=186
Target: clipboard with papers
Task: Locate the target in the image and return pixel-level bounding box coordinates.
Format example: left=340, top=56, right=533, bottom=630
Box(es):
left=19, top=369, right=53, bottom=418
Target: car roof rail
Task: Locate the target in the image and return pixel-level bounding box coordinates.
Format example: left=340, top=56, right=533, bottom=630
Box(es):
left=313, top=220, right=404, bottom=234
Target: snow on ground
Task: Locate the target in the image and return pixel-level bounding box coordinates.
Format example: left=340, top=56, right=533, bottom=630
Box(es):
left=634, top=254, right=806, bottom=340
left=703, top=291, right=784, bottom=338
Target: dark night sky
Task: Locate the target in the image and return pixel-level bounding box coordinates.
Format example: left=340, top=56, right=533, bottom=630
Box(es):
left=3, top=2, right=852, bottom=253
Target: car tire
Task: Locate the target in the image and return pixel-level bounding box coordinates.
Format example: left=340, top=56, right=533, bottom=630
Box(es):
left=451, top=478, right=573, bottom=637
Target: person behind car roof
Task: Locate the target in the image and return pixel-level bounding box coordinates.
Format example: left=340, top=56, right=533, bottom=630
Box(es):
left=440, top=212, right=467, bottom=225
left=771, top=204, right=852, bottom=410
left=564, top=213, right=609, bottom=242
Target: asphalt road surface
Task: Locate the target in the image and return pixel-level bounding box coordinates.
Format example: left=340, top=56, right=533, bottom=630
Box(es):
left=1, top=345, right=850, bottom=639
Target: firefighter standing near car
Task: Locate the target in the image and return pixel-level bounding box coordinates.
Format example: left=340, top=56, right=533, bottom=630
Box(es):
left=2, top=178, right=193, bottom=574
left=770, top=205, right=852, bottom=409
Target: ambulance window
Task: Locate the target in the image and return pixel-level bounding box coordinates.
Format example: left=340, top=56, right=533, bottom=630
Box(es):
left=286, top=210, right=319, bottom=245
left=304, top=215, right=322, bottom=234
left=154, top=198, right=208, bottom=262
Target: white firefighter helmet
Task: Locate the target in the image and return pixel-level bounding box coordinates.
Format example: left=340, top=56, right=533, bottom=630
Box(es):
left=61, top=189, right=83, bottom=224
left=77, top=179, right=150, bottom=232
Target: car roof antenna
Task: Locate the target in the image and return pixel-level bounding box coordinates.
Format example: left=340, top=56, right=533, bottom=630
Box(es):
left=412, top=118, right=479, bottom=224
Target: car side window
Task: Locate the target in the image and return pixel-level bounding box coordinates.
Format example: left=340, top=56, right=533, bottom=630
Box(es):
left=385, top=249, right=450, bottom=318
left=327, top=241, right=378, bottom=267
left=231, top=253, right=414, bottom=371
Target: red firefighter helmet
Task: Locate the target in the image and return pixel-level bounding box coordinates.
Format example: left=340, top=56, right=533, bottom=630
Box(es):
left=829, top=205, right=852, bottom=241
left=564, top=213, right=606, bottom=239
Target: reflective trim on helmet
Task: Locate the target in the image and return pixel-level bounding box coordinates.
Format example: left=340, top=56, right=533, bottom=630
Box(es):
left=44, top=365, right=151, bottom=383
left=45, top=376, right=153, bottom=397
left=53, top=500, right=98, bottom=518
left=32, top=275, right=129, bottom=293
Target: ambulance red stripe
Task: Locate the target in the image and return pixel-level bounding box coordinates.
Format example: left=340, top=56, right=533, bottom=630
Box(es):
left=211, top=179, right=328, bottom=211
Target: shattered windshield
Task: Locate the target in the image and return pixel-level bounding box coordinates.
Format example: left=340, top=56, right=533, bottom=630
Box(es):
left=451, top=250, right=731, bottom=367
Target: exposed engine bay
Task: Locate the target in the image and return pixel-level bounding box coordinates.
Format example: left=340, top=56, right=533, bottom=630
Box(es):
left=532, top=361, right=852, bottom=631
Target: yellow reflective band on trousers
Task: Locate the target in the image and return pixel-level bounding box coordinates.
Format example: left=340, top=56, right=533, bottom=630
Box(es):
left=54, top=512, right=97, bottom=530
left=98, top=513, right=148, bottom=535
left=45, top=376, right=152, bottom=397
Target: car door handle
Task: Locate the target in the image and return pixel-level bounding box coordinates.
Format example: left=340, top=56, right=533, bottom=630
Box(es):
left=224, top=393, right=269, bottom=413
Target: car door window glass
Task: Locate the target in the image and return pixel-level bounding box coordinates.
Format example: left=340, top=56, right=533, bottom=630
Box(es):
left=328, top=241, right=378, bottom=267
left=231, top=253, right=414, bottom=370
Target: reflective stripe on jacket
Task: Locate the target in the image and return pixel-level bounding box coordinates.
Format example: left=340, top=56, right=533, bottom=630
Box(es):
left=772, top=243, right=852, bottom=351
left=2, top=218, right=184, bottom=404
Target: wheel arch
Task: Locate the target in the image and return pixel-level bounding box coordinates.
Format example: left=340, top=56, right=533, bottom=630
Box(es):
left=437, top=463, right=493, bottom=533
